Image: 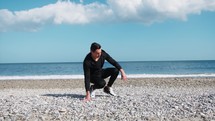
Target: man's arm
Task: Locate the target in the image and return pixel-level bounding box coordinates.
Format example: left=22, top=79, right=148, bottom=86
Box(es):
left=104, top=51, right=127, bottom=81
left=83, top=61, right=91, bottom=101
left=104, top=51, right=122, bottom=70
left=120, top=68, right=127, bottom=81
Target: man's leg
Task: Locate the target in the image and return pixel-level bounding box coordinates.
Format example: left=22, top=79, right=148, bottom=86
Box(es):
left=90, top=78, right=106, bottom=89
left=102, top=68, right=119, bottom=96
left=90, top=78, right=106, bottom=98
left=102, top=68, right=119, bottom=87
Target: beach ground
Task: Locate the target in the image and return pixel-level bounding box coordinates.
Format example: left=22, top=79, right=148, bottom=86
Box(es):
left=0, top=78, right=214, bottom=120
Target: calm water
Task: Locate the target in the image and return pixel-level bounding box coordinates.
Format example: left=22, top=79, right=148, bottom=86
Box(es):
left=0, top=60, right=215, bottom=79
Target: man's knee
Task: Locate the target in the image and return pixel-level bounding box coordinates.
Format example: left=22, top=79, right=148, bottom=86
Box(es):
left=113, top=68, right=119, bottom=75
left=96, top=80, right=106, bottom=89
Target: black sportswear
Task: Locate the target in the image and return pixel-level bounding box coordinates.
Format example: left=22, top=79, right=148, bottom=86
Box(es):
left=83, top=50, right=122, bottom=91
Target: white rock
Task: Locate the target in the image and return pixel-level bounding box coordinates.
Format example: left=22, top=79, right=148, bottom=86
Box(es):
left=59, top=108, right=67, bottom=113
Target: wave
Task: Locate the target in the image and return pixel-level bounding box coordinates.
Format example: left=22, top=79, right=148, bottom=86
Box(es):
left=126, top=74, right=215, bottom=78
left=0, top=75, right=84, bottom=80
left=0, top=74, right=215, bottom=80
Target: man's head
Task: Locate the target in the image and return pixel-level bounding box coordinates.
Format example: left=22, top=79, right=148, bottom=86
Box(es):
left=90, top=42, right=102, bottom=59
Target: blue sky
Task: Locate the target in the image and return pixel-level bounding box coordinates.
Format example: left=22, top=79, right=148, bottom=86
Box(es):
left=0, top=0, right=215, bottom=63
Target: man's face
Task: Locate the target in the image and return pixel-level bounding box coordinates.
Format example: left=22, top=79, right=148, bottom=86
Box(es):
left=91, top=49, right=102, bottom=59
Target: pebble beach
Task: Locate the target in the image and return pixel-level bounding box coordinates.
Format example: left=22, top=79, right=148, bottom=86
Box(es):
left=0, top=78, right=215, bottom=121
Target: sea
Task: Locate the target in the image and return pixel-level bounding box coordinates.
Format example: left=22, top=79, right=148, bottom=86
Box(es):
left=0, top=60, right=215, bottom=80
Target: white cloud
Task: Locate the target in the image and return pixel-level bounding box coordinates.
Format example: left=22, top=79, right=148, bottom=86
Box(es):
left=80, top=0, right=84, bottom=4
left=0, top=0, right=215, bottom=32
left=108, top=0, right=215, bottom=23
left=0, top=1, right=112, bottom=32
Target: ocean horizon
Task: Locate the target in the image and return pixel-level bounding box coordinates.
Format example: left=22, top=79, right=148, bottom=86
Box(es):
left=0, top=60, right=215, bottom=80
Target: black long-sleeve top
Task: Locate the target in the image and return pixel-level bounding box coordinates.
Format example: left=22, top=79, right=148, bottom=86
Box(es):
left=83, top=50, right=122, bottom=91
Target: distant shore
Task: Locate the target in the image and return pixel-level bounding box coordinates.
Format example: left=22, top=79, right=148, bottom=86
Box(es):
left=0, top=78, right=214, bottom=120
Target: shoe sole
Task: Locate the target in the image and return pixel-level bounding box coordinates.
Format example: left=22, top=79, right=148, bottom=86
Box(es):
left=103, top=91, right=116, bottom=96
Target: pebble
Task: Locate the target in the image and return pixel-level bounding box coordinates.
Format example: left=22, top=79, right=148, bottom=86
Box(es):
left=0, top=86, right=214, bottom=120
left=58, top=107, right=67, bottom=113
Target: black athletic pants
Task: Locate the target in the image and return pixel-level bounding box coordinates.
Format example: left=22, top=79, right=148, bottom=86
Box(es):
left=90, top=68, right=119, bottom=89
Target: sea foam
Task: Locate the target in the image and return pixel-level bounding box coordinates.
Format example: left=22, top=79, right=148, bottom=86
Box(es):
left=0, top=74, right=215, bottom=80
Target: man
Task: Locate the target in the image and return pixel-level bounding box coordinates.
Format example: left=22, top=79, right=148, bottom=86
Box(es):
left=83, top=42, right=127, bottom=101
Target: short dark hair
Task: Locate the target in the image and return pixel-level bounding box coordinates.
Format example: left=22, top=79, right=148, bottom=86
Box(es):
left=90, top=42, right=101, bottom=52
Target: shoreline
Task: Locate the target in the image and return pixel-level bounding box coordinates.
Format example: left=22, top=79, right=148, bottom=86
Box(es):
left=1, top=73, right=215, bottom=80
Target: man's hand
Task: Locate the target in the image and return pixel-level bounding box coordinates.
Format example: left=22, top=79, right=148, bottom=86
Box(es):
left=120, top=69, right=127, bottom=81
left=83, top=91, right=91, bottom=102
